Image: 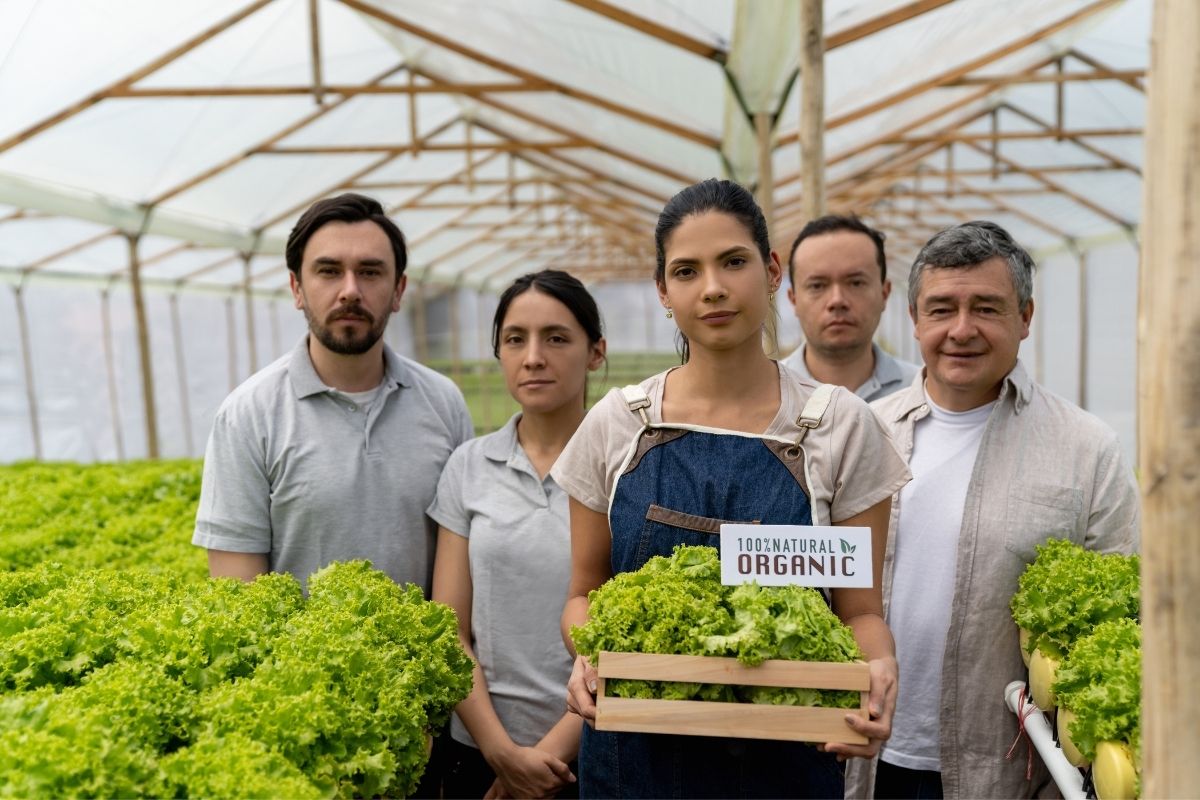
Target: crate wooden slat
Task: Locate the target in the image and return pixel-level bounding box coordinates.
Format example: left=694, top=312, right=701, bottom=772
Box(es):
left=594, top=651, right=870, bottom=744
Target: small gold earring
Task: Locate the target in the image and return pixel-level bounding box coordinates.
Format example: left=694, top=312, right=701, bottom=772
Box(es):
left=768, top=291, right=775, bottom=303
left=665, top=308, right=674, bottom=319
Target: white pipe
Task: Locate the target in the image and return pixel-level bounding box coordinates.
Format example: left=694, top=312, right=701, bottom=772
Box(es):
left=1004, top=681, right=1086, bottom=800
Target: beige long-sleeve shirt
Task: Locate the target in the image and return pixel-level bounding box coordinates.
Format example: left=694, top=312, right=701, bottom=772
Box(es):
left=845, top=360, right=1140, bottom=800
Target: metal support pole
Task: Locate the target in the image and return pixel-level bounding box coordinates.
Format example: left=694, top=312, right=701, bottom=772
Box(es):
left=12, top=283, right=42, bottom=460
left=1077, top=249, right=1089, bottom=410
left=225, top=295, right=238, bottom=393
left=168, top=293, right=196, bottom=456
left=125, top=232, right=159, bottom=458
left=242, top=252, right=259, bottom=374
left=100, top=285, right=126, bottom=461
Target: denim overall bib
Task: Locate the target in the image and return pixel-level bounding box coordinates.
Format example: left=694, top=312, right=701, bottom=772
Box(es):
left=580, top=382, right=845, bottom=799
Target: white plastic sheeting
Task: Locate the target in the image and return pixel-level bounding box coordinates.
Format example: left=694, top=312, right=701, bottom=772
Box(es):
left=0, top=0, right=1150, bottom=461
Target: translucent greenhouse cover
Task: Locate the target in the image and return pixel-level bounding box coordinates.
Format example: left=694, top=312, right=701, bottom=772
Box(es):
left=0, top=0, right=1149, bottom=461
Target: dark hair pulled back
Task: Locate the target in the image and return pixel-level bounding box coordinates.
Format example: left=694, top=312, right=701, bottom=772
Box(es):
left=653, top=179, right=772, bottom=362
left=491, top=269, right=604, bottom=357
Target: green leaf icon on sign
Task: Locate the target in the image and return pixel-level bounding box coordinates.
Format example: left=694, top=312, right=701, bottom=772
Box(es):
left=839, top=539, right=856, bottom=554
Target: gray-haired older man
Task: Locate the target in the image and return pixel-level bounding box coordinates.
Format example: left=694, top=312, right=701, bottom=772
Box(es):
left=846, top=221, right=1140, bottom=800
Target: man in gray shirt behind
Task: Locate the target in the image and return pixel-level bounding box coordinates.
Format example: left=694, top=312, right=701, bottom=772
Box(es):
left=192, top=193, right=472, bottom=593
left=781, top=215, right=918, bottom=400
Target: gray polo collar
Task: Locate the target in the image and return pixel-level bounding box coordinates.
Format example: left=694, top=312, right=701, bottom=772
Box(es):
left=287, top=335, right=412, bottom=399
left=483, top=414, right=523, bottom=464
left=889, top=359, right=1033, bottom=421
left=794, top=343, right=902, bottom=385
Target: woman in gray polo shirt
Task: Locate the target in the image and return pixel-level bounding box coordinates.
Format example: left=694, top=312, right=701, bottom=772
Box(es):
left=429, top=270, right=607, bottom=799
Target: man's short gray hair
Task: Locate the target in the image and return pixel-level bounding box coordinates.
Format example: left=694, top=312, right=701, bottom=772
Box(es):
left=907, top=221, right=1035, bottom=311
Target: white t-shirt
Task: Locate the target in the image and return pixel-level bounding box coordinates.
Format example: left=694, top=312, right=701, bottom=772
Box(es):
left=881, top=391, right=995, bottom=772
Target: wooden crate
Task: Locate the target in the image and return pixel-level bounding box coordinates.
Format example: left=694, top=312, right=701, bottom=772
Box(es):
left=594, top=651, right=870, bottom=744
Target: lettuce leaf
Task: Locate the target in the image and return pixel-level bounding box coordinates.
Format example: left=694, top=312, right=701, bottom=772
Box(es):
left=572, top=545, right=863, bottom=708
left=1010, top=538, right=1139, bottom=659
left=1051, top=617, right=1140, bottom=763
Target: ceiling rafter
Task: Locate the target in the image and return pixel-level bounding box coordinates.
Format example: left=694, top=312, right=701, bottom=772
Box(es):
left=557, top=0, right=726, bottom=61
left=776, top=0, right=1120, bottom=146
left=111, top=81, right=552, bottom=98
left=0, top=0, right=277, bottom=155
left=884, top=127, right=1141, bottom=145
left=962, top=140, right=1133, bottom=228
left=999, top=102, right=1141, bottom=175
left=947, top=68, right=1145, bottom=86
left=337, top=0, right=720, bottom=148
left=259, top=140, right=590, bottom=156
left=1067, top=48, right=1146, bottom=91
left=149, top=63, right=408, bottom=205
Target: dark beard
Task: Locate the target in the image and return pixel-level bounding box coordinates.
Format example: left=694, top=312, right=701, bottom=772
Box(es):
left=307, top=304, right=388, bottom=355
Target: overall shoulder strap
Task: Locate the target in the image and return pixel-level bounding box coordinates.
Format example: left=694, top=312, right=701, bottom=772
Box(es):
left=794, top=383, right=835, bottom=444
left=620, top=384, right=652, bottom=428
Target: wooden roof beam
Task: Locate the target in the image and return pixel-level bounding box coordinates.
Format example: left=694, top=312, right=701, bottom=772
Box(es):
left=962, top=140, right=1133, bottom=229
left=1067, top=48, right=1146, bottom=92
left=947, top=68, right=1146, bottom=86
left=111, top=81, right=552, bottom=98
left=454, top=81, right=698, bottom=187
left=558, top=0, right=726, bottom=62
left=999, top=102, right=1141, bottom=175
left=259, top=140, right=591, bottom=155
left=149, top=63, right=409, bottom=205
left=22, top=230, right=116, bottom=273
left=407, top=186, right=515, bottom=248
left=821, top=0, right=1122, bottom=131
left=826, top=0, right=961, bottom=49
left=943, top=178, right=1073, bottom=240
left=885, top=127, right=1141, bottom=145
left=0, top=0, right=277, bottom=155
left=338, top=0, right=719, bottom=148
left=254, top=116, right=474, bottom=230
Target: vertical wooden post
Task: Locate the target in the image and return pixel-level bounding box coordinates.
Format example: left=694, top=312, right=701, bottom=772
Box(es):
left=1055, top=57, right=1065, bottom=141
left=990, top=107, right=1000, bottom=181
left=269, top=295, right=283, bottom=360
left=412, top=279, right=429, bottom=363
left=799, top=0, right=825, bottom=222
left=1139, top=0, right=1200, bottom=795
left=755, top=112, right=775, bottom=229
left=242, top=252, right=259, bottom=374
left=126, top=232, right=159, bottom=459
left=168, top=293, right=196, bottom=457
left=1076, top=248, right=1088, bottom=410
left=1034, top=258, right=1045, bottom=385
left=407, top=66, right=419, bottom=152
left=307, top=0, right=324, bottom=105
left=448, top=282, right=462, bottom=384
left=756, top=110, right=780, bottom=359
left=465, top=122, right=475, bottom=193
left=100, top=285, right=126, bottom=461
left=946, top=145, right=955, bottom=198
left=477, top=288, right=493, bottom=432
left=12, top=283, right=42, bottom=460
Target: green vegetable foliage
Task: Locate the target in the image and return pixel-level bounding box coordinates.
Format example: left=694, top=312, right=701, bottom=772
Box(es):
left=1051, top=618, right=1141, bottom=763
left=1009, top=538, right=1139, bottom=659
left=571, top=545, right=863, bottom=708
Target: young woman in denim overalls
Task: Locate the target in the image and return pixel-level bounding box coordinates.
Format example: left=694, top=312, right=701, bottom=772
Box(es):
left=552, top=180, right=909, bottom=798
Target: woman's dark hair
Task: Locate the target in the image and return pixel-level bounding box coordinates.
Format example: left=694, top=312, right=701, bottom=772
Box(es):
left=653, top=178, right=772, bottom=362
left=285, top=193, right=407, bottom=283
left=492, top=269, right=604, bottom=357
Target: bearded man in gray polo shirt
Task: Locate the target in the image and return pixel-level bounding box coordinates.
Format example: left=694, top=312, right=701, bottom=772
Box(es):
left=192, top=193, right=472, bottom=593
left=781, top=214, right=918, bottom=400
left=846, top=221, right=1139, bottom=800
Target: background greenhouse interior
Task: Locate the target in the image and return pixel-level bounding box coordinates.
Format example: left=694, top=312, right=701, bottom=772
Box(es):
left=0, top=0, right=1147, bottom=463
